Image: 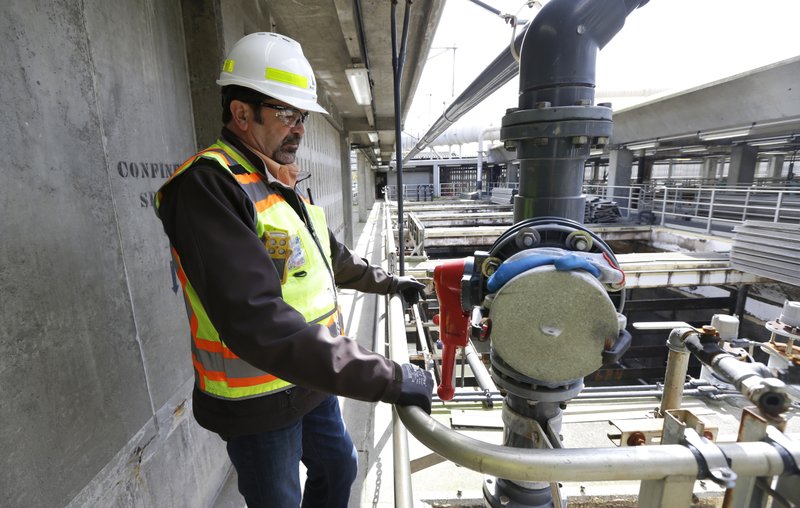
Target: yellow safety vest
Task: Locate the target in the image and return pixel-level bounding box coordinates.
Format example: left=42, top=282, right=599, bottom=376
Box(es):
left=156, top=140, right=340, bottom=400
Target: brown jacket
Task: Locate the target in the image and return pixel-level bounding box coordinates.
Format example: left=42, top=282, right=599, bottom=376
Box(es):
left=157, top=129, right=402, bottom=437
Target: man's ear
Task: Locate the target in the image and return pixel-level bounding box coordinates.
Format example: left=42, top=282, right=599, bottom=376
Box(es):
left=230, top=100, right=250, bottom=130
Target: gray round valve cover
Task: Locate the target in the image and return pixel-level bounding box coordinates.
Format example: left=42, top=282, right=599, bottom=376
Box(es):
left=489, top=265, right=619, bottom=383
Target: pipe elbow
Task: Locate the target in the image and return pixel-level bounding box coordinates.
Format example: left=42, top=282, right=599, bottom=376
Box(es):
left=518, top=0, right=639, bottom=104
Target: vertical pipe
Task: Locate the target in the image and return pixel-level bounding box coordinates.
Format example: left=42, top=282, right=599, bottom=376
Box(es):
left=660, top=349, right=691, bottom=414
left=391, top=0, right=411, bottom=275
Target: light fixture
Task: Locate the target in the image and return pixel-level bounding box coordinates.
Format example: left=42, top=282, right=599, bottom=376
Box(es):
left=680, top=146, right=707, bottom=154
left=373, top=147, right=380, bottom=156
left=626, top=140, right=658, bottom=151
left=367, top=132, right=379, bottom=143
left=750, top=137, right=790, bottom=147
left=698, top=127, right=751, bottom=141
left=345, top=66, right=372, bottom=106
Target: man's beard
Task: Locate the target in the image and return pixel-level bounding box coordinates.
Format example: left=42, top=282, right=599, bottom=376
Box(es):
left=272, top=134, right=302, bottom=164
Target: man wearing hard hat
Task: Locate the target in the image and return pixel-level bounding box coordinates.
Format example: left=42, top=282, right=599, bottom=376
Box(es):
left=156, top=32, right=433, bottom=507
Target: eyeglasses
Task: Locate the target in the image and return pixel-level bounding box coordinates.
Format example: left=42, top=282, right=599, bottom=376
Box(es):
left=258, top=103, right=309, bottom=128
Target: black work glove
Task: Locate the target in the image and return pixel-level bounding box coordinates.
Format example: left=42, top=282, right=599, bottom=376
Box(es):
left=393, top=276, right=425, bottom=305
left=395, top=363, right=434, bottom=414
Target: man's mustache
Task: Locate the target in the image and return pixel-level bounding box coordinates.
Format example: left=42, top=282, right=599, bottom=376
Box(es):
left=282, top=134, right=302, bottom=146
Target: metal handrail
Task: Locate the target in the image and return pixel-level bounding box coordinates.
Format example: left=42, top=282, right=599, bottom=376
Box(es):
left=585, top=183, right=800, bottom=231
left=382, top=204, right=413, bottom=508
left=394, top=402, right=788, bottom=482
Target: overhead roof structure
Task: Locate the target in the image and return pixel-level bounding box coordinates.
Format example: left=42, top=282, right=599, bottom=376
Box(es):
left=266, top=0, right=445, bottom=165
left=608, top=56, right=800, bottom=161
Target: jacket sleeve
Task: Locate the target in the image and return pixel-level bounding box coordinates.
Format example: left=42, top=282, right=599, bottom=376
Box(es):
left=329, top=229, right=397, bottom=294
left=157, top=165, right=402, bottom=403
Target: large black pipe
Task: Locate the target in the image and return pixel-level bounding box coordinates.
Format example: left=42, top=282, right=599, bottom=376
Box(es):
left=503, top=0, right=648, bottom=223
left=518, top=0, right=647, bottom=108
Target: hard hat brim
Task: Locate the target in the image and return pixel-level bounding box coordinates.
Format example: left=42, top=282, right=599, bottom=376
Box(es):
left=217, top=77, right=329, bottom=115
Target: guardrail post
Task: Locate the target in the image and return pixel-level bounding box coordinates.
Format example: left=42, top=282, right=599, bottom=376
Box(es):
left=627, top=186, right=633, bottom=219
left=660, top=187, right=668, bottom=226
left=774, top=191, right=784, bottom=222
left=742, top=188, right=751, bottom=222
left=706, top=188, right=716, bottom=234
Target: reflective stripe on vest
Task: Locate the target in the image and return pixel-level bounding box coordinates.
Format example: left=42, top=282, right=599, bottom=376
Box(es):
left=157, top=140, right=340, bottom=400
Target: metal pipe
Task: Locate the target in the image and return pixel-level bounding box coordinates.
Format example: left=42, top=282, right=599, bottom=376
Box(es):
left=395, top=404, right=789, bottom=482
left=445, top=380, right=713, bottom=396
left=434, top=388, right=738, bottom=404
left=388, top=294, right=414, bottom=507
left=391, top=0, right=412, bottom=275
left=507, top=0, right=649, bottom=223
left=464, top=341, right=497, bottom=394
left=403, top=29, right=528, bottom=164
left=684, top=333, right=790, bottom=415
left=660, top=328, right=693, bottom=414
left=582, top=380, right=712, bottom=392
left=467, top=0, right=501, bottom=16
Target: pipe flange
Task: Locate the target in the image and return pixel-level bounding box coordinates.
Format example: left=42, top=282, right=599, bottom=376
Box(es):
left=502, top=105, right=613, bottom=126
left=491, top=349, right=584, bottom=402
left=484, top=477, right=553, bottom=508
left=501, top=120, right=613, bottom=144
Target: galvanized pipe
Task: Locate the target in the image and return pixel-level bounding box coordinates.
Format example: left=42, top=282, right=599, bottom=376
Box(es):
left=394, top=404, right=789, bottom=482
left=464, top=340, right=497, bottom=395
left=660, top=328, right=693, bottom=414
left=435, top=388, right=738, bottom=404
left=403, top=30, right=527, bottom=164
left=388, top=294, right=414, bottom=508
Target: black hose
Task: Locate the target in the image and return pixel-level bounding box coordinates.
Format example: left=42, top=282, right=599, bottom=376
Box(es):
left=391, top=0, right=412, bottom=275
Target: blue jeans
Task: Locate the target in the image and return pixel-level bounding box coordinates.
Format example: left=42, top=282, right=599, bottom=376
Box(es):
left=225, top=395, right=358, bottom=508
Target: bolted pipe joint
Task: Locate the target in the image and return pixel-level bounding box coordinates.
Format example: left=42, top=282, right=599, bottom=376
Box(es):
left=518, top=0, right=648, bottom=109
left=501, top=0, right=647, bottom=223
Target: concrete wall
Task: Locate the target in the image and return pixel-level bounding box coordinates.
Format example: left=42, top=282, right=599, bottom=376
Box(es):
left=0, top=0, right=350, bottom=505
left=296, top=114, right=346, bottom=239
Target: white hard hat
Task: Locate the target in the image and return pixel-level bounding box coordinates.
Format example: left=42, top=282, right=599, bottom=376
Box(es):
left=217, top=32, right=328, bottom=114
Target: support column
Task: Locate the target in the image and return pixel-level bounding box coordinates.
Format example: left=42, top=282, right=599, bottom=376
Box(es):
left=703, top=157, right=717, bottom=182
left=508, top=163, right=519, bottom=184
left=768, top=155, right=785, bottom=180
left=340, top=136, right=354, bottom=247
left=717, top=158, right=726, bottom=180
left=667, top=161, right=674, bottom=181
left=357, top=151, right=370, bottom=223
left=433, top=163, right=441, bottom=197
left=608, top=148, right=633, bottom=208
left=728, top=144, right=758, bottom=186
left=365, top=163, right=376, bottom=210
left=591, top=161, right=601, bottom=181
left=636, top=156, right=653, bottom=184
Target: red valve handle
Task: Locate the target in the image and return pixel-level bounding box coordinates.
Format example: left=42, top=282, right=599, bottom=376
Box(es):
left=433, top=258, right=470, bottom=400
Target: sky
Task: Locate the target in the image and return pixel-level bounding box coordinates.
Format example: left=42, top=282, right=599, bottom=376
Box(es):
left=404, top=0, right=800, bottom=147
